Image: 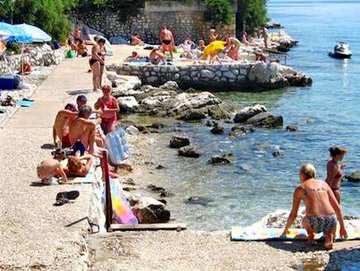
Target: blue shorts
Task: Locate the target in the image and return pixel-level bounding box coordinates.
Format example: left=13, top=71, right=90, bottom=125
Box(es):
left=72, top=141, right=86, bottom=155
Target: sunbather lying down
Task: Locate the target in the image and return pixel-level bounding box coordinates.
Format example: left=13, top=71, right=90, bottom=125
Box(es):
left=37, top=157, right=68, bottom=184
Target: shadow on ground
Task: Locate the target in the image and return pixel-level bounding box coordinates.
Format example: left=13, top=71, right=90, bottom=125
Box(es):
left=325, top=246, right=360, bottom=270
left=67, top=89, right=93, bottom=96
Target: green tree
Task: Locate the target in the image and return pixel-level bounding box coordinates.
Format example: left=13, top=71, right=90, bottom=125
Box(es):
left=203, top=0, right=233, bottom=26
left=236, top=0, right=268, bottom=36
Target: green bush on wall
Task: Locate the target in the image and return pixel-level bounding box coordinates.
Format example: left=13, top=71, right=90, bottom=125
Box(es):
left=5, top=42, right=22, bottom=55
left=203, top=0, right=233, bottom=26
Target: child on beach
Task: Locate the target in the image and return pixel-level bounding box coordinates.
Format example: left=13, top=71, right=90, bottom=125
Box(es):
left=282, top=164, right=347, bottom=250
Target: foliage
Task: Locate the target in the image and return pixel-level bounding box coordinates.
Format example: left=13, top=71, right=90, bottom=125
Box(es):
left=203, top=0, right=233, bottom=26
left=5, top=42, right=22, bottom=55
left=236, top=0, right=268, bottom=35
left=0, top=0, right=81, bottom=41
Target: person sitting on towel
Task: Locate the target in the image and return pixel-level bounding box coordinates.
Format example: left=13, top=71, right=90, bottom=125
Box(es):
left=37, top=155, right=68, bottom=184
left=18, top=60, right=31, bottom=75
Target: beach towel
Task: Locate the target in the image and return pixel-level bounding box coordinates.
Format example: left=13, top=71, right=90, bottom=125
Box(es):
left=231, top=220, right=360, bottom=241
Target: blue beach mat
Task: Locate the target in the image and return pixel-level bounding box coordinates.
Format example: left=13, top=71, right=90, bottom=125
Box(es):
left=16, top=100, right=33, bottom=107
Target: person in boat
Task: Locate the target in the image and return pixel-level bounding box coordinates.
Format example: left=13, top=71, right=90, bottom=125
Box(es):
left=282, top=163, right=347, bottom=250
left=325, top=146, right=347, bottom=203
left=94, top=85, right=120, bottom=135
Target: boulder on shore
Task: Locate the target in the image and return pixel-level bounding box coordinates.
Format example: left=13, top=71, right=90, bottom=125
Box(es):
left=131, top=197, right=171, bottom=223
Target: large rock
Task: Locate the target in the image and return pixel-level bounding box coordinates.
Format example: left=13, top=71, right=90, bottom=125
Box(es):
left=169, top=92, right=222, bottom=116
left=210, top=123, right=225, bottom=134
left=178, top=110, right=207, bottom=121
left=178, top=145, right=201, bottom=158
left=106, top=73, right=142, bottom=96
left=170, top=136, right=190, bottom=148
left=117, top=96, right=139, bottom=113
left=131, top=197, right=170, bottom=223
left=234, top=104, right=267, bottom=123
left=159, top=81, right=182, bottom=92
left=207, top=104, right=231, bottom=120
left=246, top=112, right=283, bottom=128
left=247, top=62, right=287, bottom=90
left=345, top=171, right=360, bottom=182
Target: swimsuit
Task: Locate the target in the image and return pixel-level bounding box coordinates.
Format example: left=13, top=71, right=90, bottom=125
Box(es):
left=303, top=214, right=337, bottom=233
left=61, top=134, right=72, bottom=148
left=162, top=39, right=171, bottom=45
left=98, top=98, right=117, bottom=134
left=302, top=183, right=337, bottom=233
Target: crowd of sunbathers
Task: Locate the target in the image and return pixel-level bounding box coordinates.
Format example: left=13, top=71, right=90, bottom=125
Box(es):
left=125, top=26, right=270, bottom=65
left=37, top=85, right=120, bottom=184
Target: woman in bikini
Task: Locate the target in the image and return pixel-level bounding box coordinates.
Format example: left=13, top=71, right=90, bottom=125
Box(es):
left=325, top=146, right=347, bottom=203
left=283, top=164, right=347, bottom=250
left=94, top=85, right=120, bottom=134
left=225, top=36, right=241, bottom=60
left=90, top=38, right=106, bottom=92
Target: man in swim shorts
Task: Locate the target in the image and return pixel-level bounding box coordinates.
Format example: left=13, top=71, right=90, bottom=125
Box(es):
left=53, top=103, right=78, bottom=147
left=159, top=26, right=175, bottom=61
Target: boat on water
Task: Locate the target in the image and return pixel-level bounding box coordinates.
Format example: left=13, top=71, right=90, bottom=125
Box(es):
left=328, top=42, right=352, bottom=59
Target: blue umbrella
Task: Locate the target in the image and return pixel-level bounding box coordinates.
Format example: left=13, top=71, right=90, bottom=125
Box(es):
left=15, top=23, right=51, bottom=43
left=0, top=22, right=33, bottom=43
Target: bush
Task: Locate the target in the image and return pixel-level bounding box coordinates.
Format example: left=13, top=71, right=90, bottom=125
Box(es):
left=203, top=0, right=233, bottom=26
left=5, top=42, right=22, bottom=55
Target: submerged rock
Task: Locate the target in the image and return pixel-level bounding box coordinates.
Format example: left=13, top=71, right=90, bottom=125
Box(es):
left=178, top=145, right=201, bottom=158
left=208, top=154, right=234, bottom=164
left=186, top=196, right=214, bottom=207
left=286, top=124, right=299, bottom=132
left=178, top=110, right=207, bottom=121
left=210, top=123, right=225, bottom=134
left=170, top=136, right=190, bottom=148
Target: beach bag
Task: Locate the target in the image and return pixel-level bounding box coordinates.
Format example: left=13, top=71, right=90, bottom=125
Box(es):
left=52, top=41, right=61, bottom=50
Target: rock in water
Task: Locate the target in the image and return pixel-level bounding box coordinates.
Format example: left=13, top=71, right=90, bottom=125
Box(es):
left=208, top=154, right=233, bottom=164
left=210, top=123, right=225, bottom=134
left=246, top=112, right=283, bottom=128
left=178, top=145, right=201, bottom=158
left=178, top=110, right=207, bottom=121
left=234, top=104, right=267, bottom=123
left=345, top=171, right=360, bottom=182
left=170, top=136, right=190, bottom=148
left=285, top=124, right=299, bottom=132
left=186, top=196, right=213, bottom=206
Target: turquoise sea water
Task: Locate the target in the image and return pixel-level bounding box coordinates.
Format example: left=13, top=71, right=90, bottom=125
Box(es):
left=132, top=0, right=360, bottom=231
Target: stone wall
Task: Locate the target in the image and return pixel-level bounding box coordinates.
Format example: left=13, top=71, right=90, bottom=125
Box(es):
left=0, top=47, right=66, bottom=75
left=108, top=63, right=250, bottom=91
left=107, top=61, right=312, bottom=92
left=74, top=0, right=236, bottom=44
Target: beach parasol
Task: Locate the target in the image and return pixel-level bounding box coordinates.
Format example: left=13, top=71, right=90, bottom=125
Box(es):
left=14, top=23, right=51, bottom=43
left=0, top=22, right=33, bottom=43
left=202, top=40, right=226, bottom=60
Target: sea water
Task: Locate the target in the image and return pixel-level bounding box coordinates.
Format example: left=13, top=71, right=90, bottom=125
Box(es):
left=126, top=0, right=360, bottom=231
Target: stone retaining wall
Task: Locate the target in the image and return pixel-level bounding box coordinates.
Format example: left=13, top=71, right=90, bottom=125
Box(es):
left=108, top=63, right=252, bottom=91
left=0, top=48, right=66, bottom=75
left=74, top=0, right=235, bottom=44
left=107, top=61, right=312, bottom=92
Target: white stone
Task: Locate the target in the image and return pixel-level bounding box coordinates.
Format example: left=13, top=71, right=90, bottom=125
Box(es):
left=126, top=125, right=140, bottom=135
left=200, top=69, right=215, bottom=78
left=117, top=96, right=139, bottom=111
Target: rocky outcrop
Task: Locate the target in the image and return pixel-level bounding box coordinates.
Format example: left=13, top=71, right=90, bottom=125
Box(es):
left=210, top=123, right=225, bottom=134
left=117, top=96, right=139, bottom=113
left=208, top=154, right=234, bottom=164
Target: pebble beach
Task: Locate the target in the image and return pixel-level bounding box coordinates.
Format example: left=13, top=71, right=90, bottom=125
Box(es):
left=0, top=44, right=359, bottom=270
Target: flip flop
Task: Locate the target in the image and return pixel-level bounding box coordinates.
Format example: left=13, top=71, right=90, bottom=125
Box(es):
left=54, top=190, right=80, bottom=206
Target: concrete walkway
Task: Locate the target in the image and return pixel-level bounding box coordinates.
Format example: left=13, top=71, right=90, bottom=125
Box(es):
left=0, top=57, right=99, bottom=270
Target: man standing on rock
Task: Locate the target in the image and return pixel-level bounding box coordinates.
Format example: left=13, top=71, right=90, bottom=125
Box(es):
left=160, top=26, right=175, bottom=61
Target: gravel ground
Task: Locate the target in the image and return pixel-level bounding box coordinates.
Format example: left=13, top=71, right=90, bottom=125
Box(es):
left=1, top=45, right=359, bottom=271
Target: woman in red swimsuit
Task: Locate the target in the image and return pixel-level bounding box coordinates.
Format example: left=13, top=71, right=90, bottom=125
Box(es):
left=325, top=146, right=347, bottom=203
left=94, top=85, right=120, bottom=134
